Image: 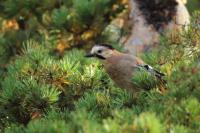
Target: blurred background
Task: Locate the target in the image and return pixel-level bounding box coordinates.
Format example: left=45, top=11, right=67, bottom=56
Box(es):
left=0, top=0, right=199, bottom=66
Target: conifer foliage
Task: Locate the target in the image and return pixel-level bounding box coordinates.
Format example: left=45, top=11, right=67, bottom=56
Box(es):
left=0, top=0, right=200, bottom=133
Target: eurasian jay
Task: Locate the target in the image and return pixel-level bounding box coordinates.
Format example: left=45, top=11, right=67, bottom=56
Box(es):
left=85, top=44, right=165, bottom=92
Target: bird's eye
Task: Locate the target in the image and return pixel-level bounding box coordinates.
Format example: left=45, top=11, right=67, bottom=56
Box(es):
left=97, top=50, right=102, bottom=53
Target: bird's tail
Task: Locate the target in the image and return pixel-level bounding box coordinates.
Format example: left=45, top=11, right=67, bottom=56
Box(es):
left=137, top=64, right=167, bottom=93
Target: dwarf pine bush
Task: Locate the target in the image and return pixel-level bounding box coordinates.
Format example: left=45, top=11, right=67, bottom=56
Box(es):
left=0, top=0, right=200, bottom=133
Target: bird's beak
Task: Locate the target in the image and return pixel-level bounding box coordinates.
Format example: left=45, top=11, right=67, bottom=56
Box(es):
left=85, top=53, right=95, bottom=58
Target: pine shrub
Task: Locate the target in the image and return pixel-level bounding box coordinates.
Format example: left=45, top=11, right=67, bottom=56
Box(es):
left=0, top=1, right=200, bottom=133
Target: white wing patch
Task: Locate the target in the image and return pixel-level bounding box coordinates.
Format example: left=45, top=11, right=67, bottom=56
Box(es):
left=138, top=64, right=165, bottom=78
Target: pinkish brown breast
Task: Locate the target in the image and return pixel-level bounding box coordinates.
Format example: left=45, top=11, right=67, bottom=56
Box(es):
left=103, top=53, right=143, bottom=92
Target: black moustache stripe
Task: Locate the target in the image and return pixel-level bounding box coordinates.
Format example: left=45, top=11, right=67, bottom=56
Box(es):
left=96, top=54, right=106, bottom=60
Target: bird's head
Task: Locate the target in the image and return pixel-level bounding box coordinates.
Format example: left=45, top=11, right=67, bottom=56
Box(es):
left=85, top=44, right=114, bottom=60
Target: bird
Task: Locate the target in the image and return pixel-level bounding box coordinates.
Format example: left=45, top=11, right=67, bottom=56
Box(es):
left=85, top=43, right=166, bottom=93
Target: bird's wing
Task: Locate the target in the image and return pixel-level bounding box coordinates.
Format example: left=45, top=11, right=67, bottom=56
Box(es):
left=137, top=64, right=165, bottom=78
left=119, top=54, right=165, bottom=78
